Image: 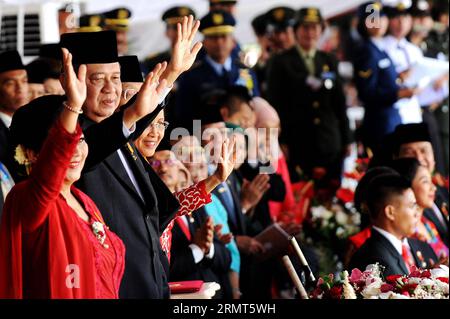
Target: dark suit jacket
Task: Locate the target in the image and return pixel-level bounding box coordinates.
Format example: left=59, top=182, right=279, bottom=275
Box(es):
left=424, top=208, right=449, bottom=247
left=0, top=119, right=21, bottom=182
left=169, top=208, right=232, bottom=299
left=349, top=228, right=438, bottom=276
left=76, top=106, right=180, bottom=299
left=266, top=47, right=351, bottom=174
left=212, top=171, right=247, bottom=237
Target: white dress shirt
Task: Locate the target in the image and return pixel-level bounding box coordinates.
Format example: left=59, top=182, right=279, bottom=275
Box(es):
left=0, top=112, right=12, bottom=128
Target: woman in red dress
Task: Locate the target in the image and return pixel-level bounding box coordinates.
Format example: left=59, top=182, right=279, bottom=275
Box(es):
left=0, top=49, right=125, bottom=298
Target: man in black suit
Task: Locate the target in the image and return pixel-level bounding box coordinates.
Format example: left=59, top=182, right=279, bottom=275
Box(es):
left=62, top=17, right=202, bottom=299
left=0, top=50, right=29, bottom=181
left=266, top=7, right=352, bottom=184
left=350, top=174, right=438, bottom=276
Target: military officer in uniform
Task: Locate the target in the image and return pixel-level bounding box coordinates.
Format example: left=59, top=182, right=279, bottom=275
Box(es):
left=265, top=6, right=296, bottom=54
left=175, top=10, right=260, bottom=132
left=103, top=7, right=132, bottom=55
left=142, top=6, right=196, bottom=74
left=266, top=7, right=352, bottom=186
left=353, top=2, right=416, bottom=153
left=208, top=0, right=238, bottom=17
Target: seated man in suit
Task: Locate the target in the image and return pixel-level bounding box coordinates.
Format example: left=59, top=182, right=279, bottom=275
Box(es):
left=350, top=174, right=438, bottom=276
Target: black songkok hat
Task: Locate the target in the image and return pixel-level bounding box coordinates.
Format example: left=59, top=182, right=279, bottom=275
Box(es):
left=0, top=50, right=25, bottom=74
left=265, top=6, right=296, bottom=32
left=162, top=6, right=196, bottom=26
left=155, top=138, right=173, bottom=153
left=26, top=58, right=59, bottom=84
left=119, top=55, right=143, bottom=83
left=10, top=95, right=65, bottom=153
left=60, top=31, right=118, bottom=66
left=393, top=122, right=432, bottom=149
left=39, top=43, right=63, bottom=61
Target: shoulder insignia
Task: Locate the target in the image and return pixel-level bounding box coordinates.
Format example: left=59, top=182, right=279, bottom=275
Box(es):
left=358, top=69, right=373, bottom=78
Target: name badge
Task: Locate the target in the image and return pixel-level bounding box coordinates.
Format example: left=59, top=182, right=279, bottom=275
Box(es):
left=378, top=58, right=391, bottom=69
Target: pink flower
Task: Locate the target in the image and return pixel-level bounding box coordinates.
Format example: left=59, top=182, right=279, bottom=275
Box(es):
left=349, top=268, right=363, bottom=283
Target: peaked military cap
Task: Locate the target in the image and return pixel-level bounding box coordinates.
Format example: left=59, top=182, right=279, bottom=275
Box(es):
left=408, top=0, right=431, bottom=17
left=296, top=7, right=324, bottom=27
left=60, top=30, right=118, bottom=66
left=78, top=13, right=105, bottom=32
left=209, top=0, right=238, bottom=5
left=384, top=0, right=412, bottom=17
left=251, top=13, right=268, bottom=36
left=119, top=55, right=144, bottom=83
left=103, top=7, right=132, bottom=31
left=265, top=6, right=296, bottom=32
left=162, top=6, right=196, bottom=26
left=358, top=1, right=387, bottom=20
left=200, top=10, right=236, bottom=36
left=0, top=50, right=25, bottom=74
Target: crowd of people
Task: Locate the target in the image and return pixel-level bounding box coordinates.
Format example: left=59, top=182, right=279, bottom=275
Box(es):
left=0, top=0, right=448, bottom=299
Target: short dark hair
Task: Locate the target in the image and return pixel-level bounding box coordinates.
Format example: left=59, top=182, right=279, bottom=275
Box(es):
left=366, top=174, right=411, bottom=221
left=219, top=85, right=252, bottom=116
left=386, top=158, right=421, bottom=185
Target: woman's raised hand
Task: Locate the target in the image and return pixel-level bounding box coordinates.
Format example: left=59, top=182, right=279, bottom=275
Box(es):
left=61, top=48, right=86, bottom=110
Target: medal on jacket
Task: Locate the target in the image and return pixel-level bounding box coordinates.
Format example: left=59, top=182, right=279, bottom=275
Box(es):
left=127, top=142, right=138, bottom=161
left=416, top=250, right=427, bottom=268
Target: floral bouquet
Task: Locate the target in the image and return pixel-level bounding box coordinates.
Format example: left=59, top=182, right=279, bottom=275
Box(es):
left=311, top=263, right=449, bottom=299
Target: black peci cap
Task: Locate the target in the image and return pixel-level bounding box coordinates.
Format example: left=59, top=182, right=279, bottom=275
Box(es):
left=119, top=55, right=144, bottom=83
left=162, top=6, right=196, bottom=26
left=199, top=89, right=226, bottom=125
left=26, top=58, right=60, bottom=84
left=60, top=31, right=118, bottom=66
left=10, top=95, right=65, bottom=153
left=39, top=43, right=63, bottom=61
left=0, top=50, right=25, bottom=74
left=393, top=122, right=432, bottom=150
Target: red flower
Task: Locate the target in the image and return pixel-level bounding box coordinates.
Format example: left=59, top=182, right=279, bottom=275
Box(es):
left=336, top=188, right=355, bottom=204
left=312, top=167, right=327, bottom=180
left=400, top=283, right=418, bottom=294
left=386, top=275, right=403, bottom=283
left=328, top=285, right=343, bottom=299
left=437, top=277, right=448, bottom=284
left=380, top=283, right=394, bottom=293
left=420, top=270, right=431, bottom=278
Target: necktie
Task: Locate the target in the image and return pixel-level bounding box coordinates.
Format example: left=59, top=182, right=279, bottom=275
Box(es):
left=402, top=243, right=415, bottom=273
left=304, top=53, right=315, bottom=75
left=397, top=44, right=411, bottom=69
left=176, top=217, right=191, bottom=241
left=221, top=66, right=230, bottom=85
left=219, top=182, right=237, bottom=227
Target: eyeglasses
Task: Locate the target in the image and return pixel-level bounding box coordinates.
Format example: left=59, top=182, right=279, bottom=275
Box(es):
left=123, top=88, right=138, bottom=101
left=149, top=121, right=170, bottom=131
left=148, top=158, right=176, bottom=168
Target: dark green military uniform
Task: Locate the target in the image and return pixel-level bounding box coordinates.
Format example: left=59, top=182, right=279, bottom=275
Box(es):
left=266, top=8, right=351, bottom=182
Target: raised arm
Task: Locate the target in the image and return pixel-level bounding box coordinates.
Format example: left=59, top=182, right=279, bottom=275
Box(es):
left=23, top=48, right=86, bottom=231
